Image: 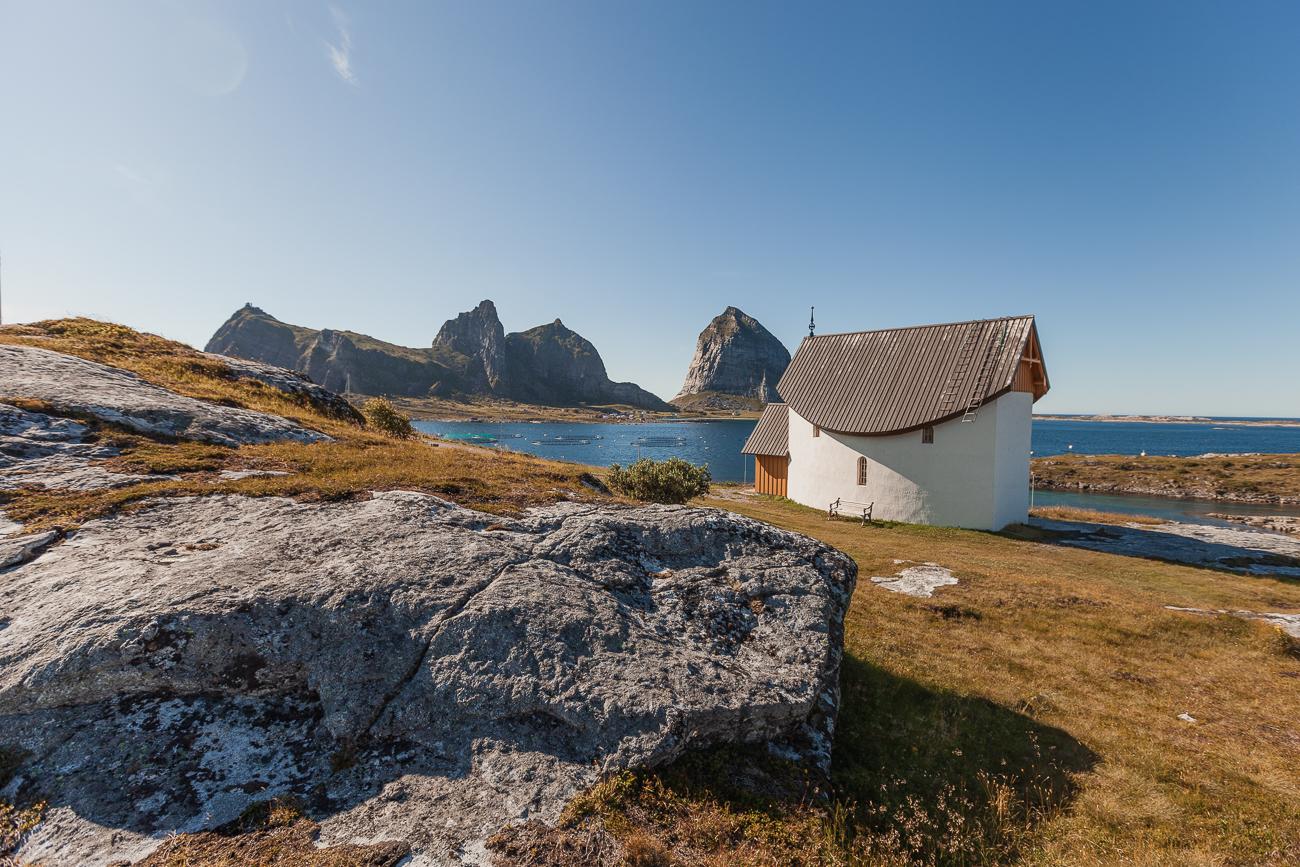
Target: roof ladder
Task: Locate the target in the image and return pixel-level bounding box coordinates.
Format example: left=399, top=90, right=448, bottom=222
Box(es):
left=937, top=328, right=981, bottom=416
left=960, top=322, right=1007, bottom=422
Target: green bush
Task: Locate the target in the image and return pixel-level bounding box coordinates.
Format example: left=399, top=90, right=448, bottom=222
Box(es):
left=607, top=457, right=710, bottom=504
left=361, top=398, right=415, bottom=439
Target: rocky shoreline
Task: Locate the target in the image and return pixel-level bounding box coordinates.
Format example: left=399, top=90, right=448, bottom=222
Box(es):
left=1207, top=513, right=1300, bottom=535
left=1031, top=477, right=1300, bottom=507
left=1030, top=453, right=1300, bottom=507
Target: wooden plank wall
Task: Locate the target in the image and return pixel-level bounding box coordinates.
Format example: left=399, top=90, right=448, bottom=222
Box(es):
left=755, top=455, right=788, bottom=497
left=1013, top=359, right=1037, bottom=393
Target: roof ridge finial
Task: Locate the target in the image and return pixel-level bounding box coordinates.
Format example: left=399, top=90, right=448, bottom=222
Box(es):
left=808, top=306, right=815, bottom=337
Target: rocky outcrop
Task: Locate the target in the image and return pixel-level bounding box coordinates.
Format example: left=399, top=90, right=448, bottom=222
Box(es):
left=1031, top=515, right=1300, bottom=577
left=0, top=344, right=329, bottom=446
left=207, top=303, right=671, bottom=410
left=0, top=403, right=167, bottom=491
left=206, top=352, right=364, bottom=423
left=0, top=492, right=857, bottom=865
left=674, top=307, right=790, bottom=410
left=1208, top=514, right=1300, bottom=535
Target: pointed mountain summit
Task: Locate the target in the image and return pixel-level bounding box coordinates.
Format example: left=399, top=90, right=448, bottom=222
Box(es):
left=431, top=299, right=508, bottom=391
left=673, top=306, right=791, bottom=411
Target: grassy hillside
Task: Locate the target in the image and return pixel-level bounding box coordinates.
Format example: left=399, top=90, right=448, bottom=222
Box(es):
left=0, top=318, right=607, bottom=530
left=534, top=494, right=1300, bottom=865
left=1032, top=453, right=1300, bottom=504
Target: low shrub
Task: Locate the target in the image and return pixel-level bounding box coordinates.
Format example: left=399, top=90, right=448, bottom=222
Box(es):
left=361, top=398, right=415, bottom=439
left=607, top=458, right=710, bottom=505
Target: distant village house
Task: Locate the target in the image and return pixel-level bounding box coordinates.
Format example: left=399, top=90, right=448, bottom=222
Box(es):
left=742, top=316, right=1049, bottom=531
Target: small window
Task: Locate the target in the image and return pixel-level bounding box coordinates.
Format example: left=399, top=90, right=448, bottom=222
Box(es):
left=856, top=456, right=869, bottom=486
left=922, top=426, right=934, bottom=444
left=813, top=425, right=820, bottom=438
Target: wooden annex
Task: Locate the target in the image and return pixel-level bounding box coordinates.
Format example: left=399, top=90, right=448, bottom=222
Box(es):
left=754, top=454, right=788, bottom=496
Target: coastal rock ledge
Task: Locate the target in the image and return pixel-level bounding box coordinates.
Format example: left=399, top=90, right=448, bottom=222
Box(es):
left=0, top=492, right=856, bottom=866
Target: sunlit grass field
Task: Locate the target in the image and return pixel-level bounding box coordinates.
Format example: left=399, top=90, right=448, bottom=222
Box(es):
left=559, top=495, right=1300, bottom=865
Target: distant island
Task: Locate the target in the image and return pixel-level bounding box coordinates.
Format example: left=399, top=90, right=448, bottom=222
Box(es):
left=1035, top=413, right=1300, bottom=428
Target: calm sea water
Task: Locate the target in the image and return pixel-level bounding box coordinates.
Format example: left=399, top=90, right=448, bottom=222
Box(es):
left=414, top=415, right=1300, bottom=484
left=414, top=419, right=758, bottom=482
left=1032, top=417, right=1300, bottom=458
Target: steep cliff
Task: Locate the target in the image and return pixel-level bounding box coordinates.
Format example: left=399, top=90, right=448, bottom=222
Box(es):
left=504, top=319, right=669, bottom=409
left=431, top=299, right=508, bottom=392
left=206, top=303, right=669, bottom=409
left=673, top=306, right=790, bottom=410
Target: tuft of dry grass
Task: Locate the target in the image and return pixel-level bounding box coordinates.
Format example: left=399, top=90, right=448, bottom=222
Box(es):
left=1029, top=506, right=1166, bottom=526
left=135, top=798, right=409, bottom=867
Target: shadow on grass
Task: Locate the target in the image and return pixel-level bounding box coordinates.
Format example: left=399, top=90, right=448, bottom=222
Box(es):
left=604, top=652, right=1100, bottom=865
left=830, top=652, right=1098, bottom=860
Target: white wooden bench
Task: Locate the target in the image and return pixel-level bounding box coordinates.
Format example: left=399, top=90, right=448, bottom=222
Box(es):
left=828, top=497, right=874, bottom=525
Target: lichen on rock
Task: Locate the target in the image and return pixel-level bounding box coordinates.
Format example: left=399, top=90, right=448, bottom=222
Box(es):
left=0, top=492, right=856, bottom=865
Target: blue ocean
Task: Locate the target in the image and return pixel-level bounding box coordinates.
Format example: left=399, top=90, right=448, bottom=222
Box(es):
left=414, top=415, right=1300, bottom=485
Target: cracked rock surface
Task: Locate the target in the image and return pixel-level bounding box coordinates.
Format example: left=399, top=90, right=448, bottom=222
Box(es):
left=0, top=402, right=167, bottom=491
left=0, top=343, right=329, bottom=446
left=0, top=491, right=856, bottom=866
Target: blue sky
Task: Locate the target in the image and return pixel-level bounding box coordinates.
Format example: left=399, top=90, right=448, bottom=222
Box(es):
left=2, top=1, right=1298, bottom=415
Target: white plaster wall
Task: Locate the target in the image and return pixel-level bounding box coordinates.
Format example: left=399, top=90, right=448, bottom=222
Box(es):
left=990, top=392, right=1034, bottom=530
left=785, top=392, right=1033, bottom=530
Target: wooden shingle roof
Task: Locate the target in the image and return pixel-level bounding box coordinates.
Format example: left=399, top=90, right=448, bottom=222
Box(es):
left=777, top=315, right=1046, bottom=436
left=740, top=403, right=789, bottom=456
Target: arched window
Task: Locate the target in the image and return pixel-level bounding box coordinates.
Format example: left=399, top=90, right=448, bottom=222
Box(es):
left=856, top=456, right=869, bottom=486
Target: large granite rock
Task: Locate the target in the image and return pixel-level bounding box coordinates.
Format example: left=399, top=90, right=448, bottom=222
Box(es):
left=0, top=492, right=856, bottom=865
left=674, top=307, right=790, bottom=410
left=0, top=344, right=329, bottom=446
left=206, top=302, right=671, bottom=410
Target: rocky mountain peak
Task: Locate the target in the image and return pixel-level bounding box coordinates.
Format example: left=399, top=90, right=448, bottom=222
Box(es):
left=673, top=306, right=791, bottom=409
left=432, top=300, right=508, bottom=390
left=207, top=301, right=670, bottom=410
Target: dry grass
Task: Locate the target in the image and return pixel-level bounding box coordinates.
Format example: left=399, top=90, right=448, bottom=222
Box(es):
left=0, top=318, right=362, bottom=429
left=548, top=496, right=1300, bottom=866
left=1032, top=453, right=1300, bottom=504
left=136, top=798, right=408, bottom=866
left=1029, top=506, right=1166, bottom=526
left=0, top=319, right=611, bottom=530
